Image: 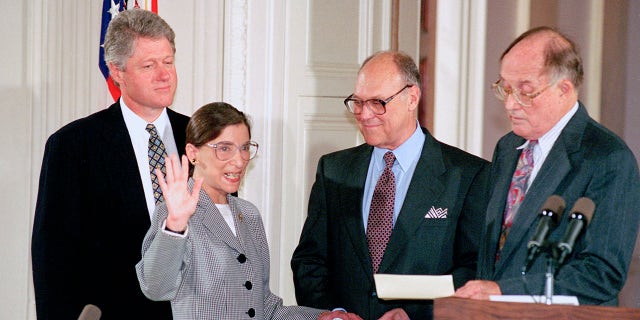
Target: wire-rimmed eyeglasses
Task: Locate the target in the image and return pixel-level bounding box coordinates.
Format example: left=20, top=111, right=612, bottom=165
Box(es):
left=344, top=84, right=413, bottom=115
left=491, top=79, right=556, bottom=107
left=205, top=141, right=259, bottom=161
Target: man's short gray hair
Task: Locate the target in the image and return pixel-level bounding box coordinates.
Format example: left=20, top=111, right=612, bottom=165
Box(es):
left=103, top=9, right=175, bottom=71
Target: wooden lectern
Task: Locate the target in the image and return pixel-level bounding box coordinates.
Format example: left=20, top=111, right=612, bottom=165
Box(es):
left=434, top=297, right=640, bottom=320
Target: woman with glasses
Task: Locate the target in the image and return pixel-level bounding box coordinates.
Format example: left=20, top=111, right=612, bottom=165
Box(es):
left=136, top=102, right=356, bottom=320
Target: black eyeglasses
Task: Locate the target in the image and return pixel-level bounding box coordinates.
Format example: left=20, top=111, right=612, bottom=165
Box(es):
left=343, top=84, right=413, bottom=115
left=204, top=141, right=259, bottom=161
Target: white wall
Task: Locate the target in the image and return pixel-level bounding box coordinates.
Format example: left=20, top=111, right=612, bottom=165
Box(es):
left=0, top=1, right=31, bottom=318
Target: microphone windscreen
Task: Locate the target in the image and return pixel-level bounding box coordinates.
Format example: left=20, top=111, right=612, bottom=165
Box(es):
left=571, top=197, right=595, bottom=225
left=78, top=304, right=101, bottom=320
left=541, top=195, right=566, bottom=223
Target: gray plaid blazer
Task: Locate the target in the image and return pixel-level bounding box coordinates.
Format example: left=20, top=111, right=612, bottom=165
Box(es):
left=137, top=185, right=324, bottom=320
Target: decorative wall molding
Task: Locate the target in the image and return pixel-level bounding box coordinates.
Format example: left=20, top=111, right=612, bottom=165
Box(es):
left=224, top=0, right=248, bottom=109
left=583, top=0, right=603, bottom=121
left=188, top=1, right=224, bottom=110
left=433, top=0, right=487, bottom=156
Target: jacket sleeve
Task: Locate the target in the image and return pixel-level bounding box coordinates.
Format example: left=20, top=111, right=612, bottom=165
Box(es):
left=136, top=204, right=191, bottom=301
left=451, top=160, right=491, bottom=288
left=31, top=131, right=96, bottom=319
left=291, top=155, right=334, bottom=309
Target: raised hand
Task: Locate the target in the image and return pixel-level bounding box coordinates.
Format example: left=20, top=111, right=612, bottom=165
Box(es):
left=156, top=154, right=204, bottom=232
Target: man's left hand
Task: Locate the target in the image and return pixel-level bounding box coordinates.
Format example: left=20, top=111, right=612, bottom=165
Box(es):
left=454, top=280, right=501, bottom=300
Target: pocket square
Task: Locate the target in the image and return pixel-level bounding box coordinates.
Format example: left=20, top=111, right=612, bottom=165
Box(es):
left=425, top=206, right=448, bottom=219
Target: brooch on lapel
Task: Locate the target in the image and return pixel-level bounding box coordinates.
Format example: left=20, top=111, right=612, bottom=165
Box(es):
left=238, top=212, right=243, bottom=222
left=425, top=206, right=448, bottom=219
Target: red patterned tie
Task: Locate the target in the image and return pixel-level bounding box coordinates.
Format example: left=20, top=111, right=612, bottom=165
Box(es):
left=146, top=124, right=168, bottom=204
left=367, top=151, right=396, bottom=273
left=498, top=140, right=537, bottom=253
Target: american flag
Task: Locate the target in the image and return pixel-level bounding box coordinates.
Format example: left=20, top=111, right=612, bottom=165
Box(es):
left=99, top=0, right=158, bottom=101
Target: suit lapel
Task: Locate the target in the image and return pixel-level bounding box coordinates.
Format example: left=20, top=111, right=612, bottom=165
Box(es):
left=100, top=104, right=188, bottom=221
left=338, top=145, right=376, bottom=275
left=229, top=196, right=253, bottom=254
left=485, top=137, right=523, bottom=274
left=379, top=130, right=446, bottom=273
left=198, top=192, right=243, bottom=251
left=501, top=143, right=571, bottom=257
left=100, top=103, right=149, bottom=223
left=167, top=108, right=188, bottom=154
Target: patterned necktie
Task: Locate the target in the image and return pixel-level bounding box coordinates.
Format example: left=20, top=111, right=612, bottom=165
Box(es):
left=498, top=140, right=537, bottom=253
left=367, top=151, right=396, bottom=273
left=146, top=124, right=168, bottom=204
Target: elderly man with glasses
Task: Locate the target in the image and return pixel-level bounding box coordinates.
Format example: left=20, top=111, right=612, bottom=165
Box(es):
left=291, top=50, right=490, bottom=320
left=455, top=26, right=640, bottom=306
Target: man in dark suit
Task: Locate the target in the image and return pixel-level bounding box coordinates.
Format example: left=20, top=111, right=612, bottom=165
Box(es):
left=455, top=27, right=640, bottom=305
left=291, top=51, right=490, bottom=320
left=31, top=9, right=188, bottom=319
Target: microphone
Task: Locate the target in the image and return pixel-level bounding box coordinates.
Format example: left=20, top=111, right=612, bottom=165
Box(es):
left=555, top=197, right=595, bottom=265
left=522, top=195, right=566, bottom=273
left=78, top=304, right=101, bottom=320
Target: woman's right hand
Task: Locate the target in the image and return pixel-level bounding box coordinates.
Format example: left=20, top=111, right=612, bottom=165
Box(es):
left=157, top=154, right=204, bottom=232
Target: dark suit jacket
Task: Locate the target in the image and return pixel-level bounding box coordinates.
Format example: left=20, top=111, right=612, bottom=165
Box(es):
left=291, top=127, right=490, bottom=320
left=32, top=102, right=189, bottom=319
left=477, top=103, right=640, bottom=305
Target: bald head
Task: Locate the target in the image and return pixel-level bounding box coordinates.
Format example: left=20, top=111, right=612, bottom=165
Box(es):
left=501, top=27, right=583, bottom=89
left=360, top=51, right=421, bottom=88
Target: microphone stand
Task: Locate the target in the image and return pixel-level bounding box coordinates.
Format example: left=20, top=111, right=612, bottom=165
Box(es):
left=543, top=243, right=567, bottom=305
left=543, top=254, right=556, bottom=305
left=522, top=241, right=559, bottom=305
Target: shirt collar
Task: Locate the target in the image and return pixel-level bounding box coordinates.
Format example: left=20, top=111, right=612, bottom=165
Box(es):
left=120, top=98, right=170, bottom=135
left=372, top=121, right=425, bottom=171
left=516, top=101, right=579, bottom=152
